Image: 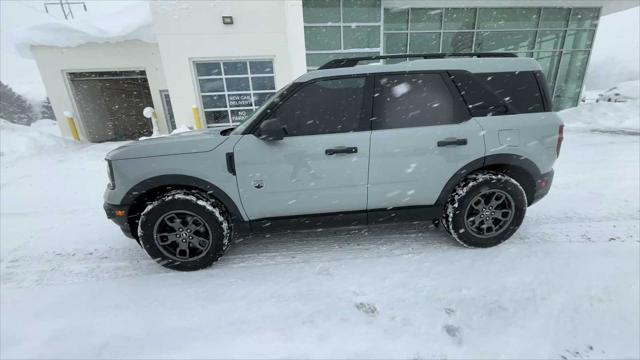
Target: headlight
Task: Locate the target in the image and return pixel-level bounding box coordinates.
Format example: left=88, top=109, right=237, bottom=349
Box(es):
left=107, top=161, right=115, bottom=190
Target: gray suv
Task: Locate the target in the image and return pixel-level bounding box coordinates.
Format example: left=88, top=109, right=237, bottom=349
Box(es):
left=104, top=53, right=563, bottom=271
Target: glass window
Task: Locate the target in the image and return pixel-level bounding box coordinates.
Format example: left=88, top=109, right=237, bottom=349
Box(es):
left=535, top=30, right=565, bottom=51
left=410, top=8, right=443, bottom=31
left=535, top=52, right=562, bottom=91
left=539, top=8, right=570, bottom=28
left=230, top=109, right=254, bottom=123
left=227, top=93, right=253, bottom=108
left=480, top=72, right=545, bottom=113
left=553, top=51, right=590, bottom=109
left=384, top=8, right=408, bottom=31
left=304, top=26, right=341, bottom=51
left=303, top=0, right=340, bottom=23
left=249, top=61, right=274, bottom=74
left=202, top=94, right=227, bottom=109
left=251, top=76, right=275, bottom=91
left=372, top=73, right=468, bottom=130
left=198, top=78, right=224, bottom=93
left=223, top=62, right=248, bottom=75
left=477, top=8, right=540, bottom=30
left=225, top=77, right=251, bottom=92
left=442, top=32, right=474, bottom=52
left=342, top=0, right=381, bottom=23
left=444, top=8, right=476, bottom=30
left=409, top=33, right=440, bottom=53
left=344, top=25, right=380, bottom=49
left=270, top=77, right=366, bottom=136
left=205, top=110, right=229, bottom=125
left=196, top=63, right=222, bottom=77
left=569, top=8, right=599, bottom=28
left=564, top=30, right=595, bottom=49
left=384, top=33, right=407, bottom=54
left=253, top=92, right=276, bottom=107
left=475, top=31, right=535, bottom=52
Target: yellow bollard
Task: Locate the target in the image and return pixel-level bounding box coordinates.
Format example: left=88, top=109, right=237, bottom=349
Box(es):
left=192, top=106, right=203, bottom=130
left=64, top=111, right=80, bottom=141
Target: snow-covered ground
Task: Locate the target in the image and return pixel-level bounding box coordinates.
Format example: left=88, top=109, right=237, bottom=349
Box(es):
left=1, top=107, right=639, bottom=358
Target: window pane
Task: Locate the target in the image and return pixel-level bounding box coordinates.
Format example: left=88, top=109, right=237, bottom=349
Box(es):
left=409, top=32, right=440, bottom=53
left=251, top=76, right=275, bottom=91
left=477, top=8, right=540, bottom=30
left=479, top=72, right=544, bottom=113
left=227, top=93, right=253, bottom=108
left=475, top=31, right=535, bottom=52
left=384, top=8, right=408, bottom=31
left=225, top=77, right=251, bottom=92
left=196, top=62, right=222, bottom=77
left=539, top=8, right=570, bottom=28
left=199, top=78, right=224, bottom=93
left=384, top=33, right=407, bottom=54
left=564, top=30, right=595, bottom=49
left=304, top=26, right=341, bottom=51
left=249, top=61, right=273, bottom=74
left=230, top=109, right=254, bottom=123
left=553, top=51, right=590, bottom=109
left=535, top=30, right=565, bottom=51
left=303, top=0, right=340, bottom=23
left=344, top=25, right=380, bottom=49
left=569, top=8, right=599, bottom=28
left=535, top=51, right=562, bottom=92
left=444, top=8, right=476, bottom=30
left=342, top=0, right=381, bottom=23
left=306, top=52, right=379, bottom=68
left=442, top=32, right=473, bottom=52
left=253, top=92, right=275, bottom=107
left=205, top=110, right=229, bottom=125
left=202, top=94, right=227, bottom=109
left=410, top=8, right=443, bottom=31
left=271, top=77, right=366, bottom=136
left=372, top=73, right=468, bottom=129
left=223, top=62, right=248, bottom=75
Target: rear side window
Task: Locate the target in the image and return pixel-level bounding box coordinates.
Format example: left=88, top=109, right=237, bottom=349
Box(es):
left=452, top=71, right=545, bottom=116
left=372, top=73, right=469, bottom=130
left=269, top=77, right=366, bottom=136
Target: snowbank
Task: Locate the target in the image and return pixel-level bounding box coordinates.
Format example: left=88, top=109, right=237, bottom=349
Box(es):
left=13, top=1, right=154, bottom=59
left=0, top=119, right=70, bottom=162
left=559, top=100, right=640, bottom=133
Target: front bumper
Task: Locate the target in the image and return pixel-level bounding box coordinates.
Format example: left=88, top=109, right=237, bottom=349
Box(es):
left=531, top=169, right=554, bottom=204
left=104, top=202, right=135, bottom=239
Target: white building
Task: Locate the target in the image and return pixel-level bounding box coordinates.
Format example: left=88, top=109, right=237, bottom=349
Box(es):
left=17, top=0, right=636, bottom=142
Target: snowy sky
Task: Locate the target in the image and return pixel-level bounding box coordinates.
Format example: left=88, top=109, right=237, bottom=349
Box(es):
left=0, top=1, right=638, bottom=101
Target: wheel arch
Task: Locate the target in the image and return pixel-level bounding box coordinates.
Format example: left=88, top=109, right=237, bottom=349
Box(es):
left=436, top=154, right=541, bottom=207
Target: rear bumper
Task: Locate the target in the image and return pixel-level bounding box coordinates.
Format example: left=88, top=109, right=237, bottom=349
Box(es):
left=104, top=202, right=135, bottom=239
left=531, top=169, right=554, bottom=204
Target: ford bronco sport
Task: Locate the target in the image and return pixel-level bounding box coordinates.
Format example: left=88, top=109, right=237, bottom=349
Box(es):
left=104, top=53, right=563, bottom=271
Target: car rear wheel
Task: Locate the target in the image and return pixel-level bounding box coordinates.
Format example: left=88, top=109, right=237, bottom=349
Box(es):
left=443, top=171, right=527, bottom=248
left=137, top=191, right=230, bottom=271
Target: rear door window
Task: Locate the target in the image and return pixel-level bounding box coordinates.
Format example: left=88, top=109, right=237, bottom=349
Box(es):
left=372, top=73, right=469, bottom=130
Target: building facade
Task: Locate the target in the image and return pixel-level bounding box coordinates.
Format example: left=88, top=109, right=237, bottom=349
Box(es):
left=23, top=0, right=635, bottom=142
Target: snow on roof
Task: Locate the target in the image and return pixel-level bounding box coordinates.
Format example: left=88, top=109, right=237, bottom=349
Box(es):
left=13, top=1, right=155, bottom=59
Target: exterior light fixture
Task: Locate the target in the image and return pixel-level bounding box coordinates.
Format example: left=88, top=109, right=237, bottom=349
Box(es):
left=222, top=16, right=233, bottom=25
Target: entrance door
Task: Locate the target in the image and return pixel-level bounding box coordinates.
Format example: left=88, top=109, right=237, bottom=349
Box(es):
left=234, top=76, right=371, bottom=220
left=367, top=73, right=485, bottom=210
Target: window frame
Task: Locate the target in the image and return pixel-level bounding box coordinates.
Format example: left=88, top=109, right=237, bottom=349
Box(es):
left=245, top=74, right=374, bottom=137
left=370, top=70, right=471, bottom=130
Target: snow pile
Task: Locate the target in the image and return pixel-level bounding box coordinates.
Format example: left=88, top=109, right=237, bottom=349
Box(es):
left=613, top=80, right=640, bottom=99
left=0, top=119, right=72, bottom=162
left=29, top=119, right=61, bottom=137
left=558, top=100, right=640, bottom=133
left=13, top=1, right=154, bottom=59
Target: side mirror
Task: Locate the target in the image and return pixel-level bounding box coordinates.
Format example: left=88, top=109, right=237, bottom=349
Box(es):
left=257, top=118, right=286, bottom=141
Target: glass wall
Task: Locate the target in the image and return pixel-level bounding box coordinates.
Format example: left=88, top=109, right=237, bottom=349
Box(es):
left=303, top=2, right=600, bottom=110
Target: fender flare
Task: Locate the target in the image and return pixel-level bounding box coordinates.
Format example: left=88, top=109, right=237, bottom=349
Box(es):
left=435, top=154, right=542, bottom=206
left=122, top=174, right=244, bottom=223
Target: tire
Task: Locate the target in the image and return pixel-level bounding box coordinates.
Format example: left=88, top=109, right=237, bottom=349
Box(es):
left=443, top=171, right=527, bottom=248
left=137, top=191, right=231, bottom=271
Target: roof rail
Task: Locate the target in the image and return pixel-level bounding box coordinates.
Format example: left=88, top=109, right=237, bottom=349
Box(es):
left=317, top=52, right=518, bottom=70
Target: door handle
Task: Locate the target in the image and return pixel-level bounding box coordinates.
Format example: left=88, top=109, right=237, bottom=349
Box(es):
left=437, top=138, right=468, bottom=147
left=325, top=146, right=358, bottom=155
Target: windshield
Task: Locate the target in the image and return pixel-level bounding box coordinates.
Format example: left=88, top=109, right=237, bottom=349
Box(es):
left=231, top=83, right=293, bottom=135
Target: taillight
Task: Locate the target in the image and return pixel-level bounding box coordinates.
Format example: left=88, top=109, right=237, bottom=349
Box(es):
left=556, top=124, right=564, bottom=157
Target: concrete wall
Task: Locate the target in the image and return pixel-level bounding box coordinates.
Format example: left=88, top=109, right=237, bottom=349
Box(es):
left=150, top=0, right=306, bottom=128
left=31, top=40, right=168, bottom=140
